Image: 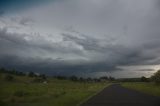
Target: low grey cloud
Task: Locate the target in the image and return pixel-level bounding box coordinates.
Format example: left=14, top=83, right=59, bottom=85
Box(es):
left=137, top=69, right=155, bottom=72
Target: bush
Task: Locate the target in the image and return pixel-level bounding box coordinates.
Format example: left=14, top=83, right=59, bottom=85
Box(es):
left=0, top=100, right=6, bottom=106
left=32, top=77, right=44, bottom=83
left=55, top=76, right=67, bottom=80
left=40, top=74, right=47, bottom=80
left=79, top=77, right=85, bottom=82
left=151, top=70, right=160, bottom=84
left=69, top=76, right=78, bottom=81
left=100, top=76, right=108, bottom=80
left=28, top=71, right=36, bottom=77
left=141, top=76, right=149, bottom=82
left=5, top=75, right=14, bottom=81
left=86, top=77, right=92, bottom=82
left=0, top=68, right=6, bottom=73
left=13, top=90, right=29, bottom=97
left=109, top=76, right=115, bottom=81
left=10, top=69, right=25, bottom=76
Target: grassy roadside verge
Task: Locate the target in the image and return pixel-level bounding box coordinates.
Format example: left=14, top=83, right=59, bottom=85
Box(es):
left=121, top=82, right=160, bottom=97
left=0, top=74, right=109, bottom=106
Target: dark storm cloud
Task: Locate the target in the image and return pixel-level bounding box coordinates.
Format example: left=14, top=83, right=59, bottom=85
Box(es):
left=0, top=26, right=160, bottom=76
left=0, top=0, right=160, bottom=77
left=62, top=33, right=103, bottom=51
left=0, top=28, right=121, bottom=75
left=0, top=28, right=84, bottom=58
left=0, top=28, right=27, bottom=44
left=62, top=30, right=160, bottom=66
left=0, top=53, right=119, bottom=76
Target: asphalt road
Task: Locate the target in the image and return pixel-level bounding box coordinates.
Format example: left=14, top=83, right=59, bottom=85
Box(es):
left=81, top=84, right=160, bottom=106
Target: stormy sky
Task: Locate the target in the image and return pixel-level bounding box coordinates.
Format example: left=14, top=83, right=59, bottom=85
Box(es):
left=0, top=0, right=160, bottom=78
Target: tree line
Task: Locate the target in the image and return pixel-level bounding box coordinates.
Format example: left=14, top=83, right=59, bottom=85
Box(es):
left=0, top=67, right=115, bottom=82
left=54, top=75, right=115, bottom=82
left=0, top=67, right=160, bottom=84
left=0, top=67, right=47, bottom=82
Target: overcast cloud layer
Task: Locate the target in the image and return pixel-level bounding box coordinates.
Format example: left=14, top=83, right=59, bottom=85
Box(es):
left=0, top=0, right=160, bottom=78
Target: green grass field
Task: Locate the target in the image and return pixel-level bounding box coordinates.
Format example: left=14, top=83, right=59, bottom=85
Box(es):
left=0, top=74, right=109, bottom=106
left=122, top=82, right=160, bottom=97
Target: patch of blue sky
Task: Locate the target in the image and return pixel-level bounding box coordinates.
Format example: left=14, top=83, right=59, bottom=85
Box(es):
left=0, top=0, right=52, bottom=14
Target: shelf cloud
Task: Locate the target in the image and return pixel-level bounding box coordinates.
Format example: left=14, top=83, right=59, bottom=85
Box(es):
left=0, top=0, right=160, bottom=77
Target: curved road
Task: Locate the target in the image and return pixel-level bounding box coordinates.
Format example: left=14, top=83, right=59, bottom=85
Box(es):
left=81, top=84, right=160, bottom=106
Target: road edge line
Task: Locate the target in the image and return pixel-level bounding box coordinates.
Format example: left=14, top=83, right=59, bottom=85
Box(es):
left=77, top=83, right=112, bottom=106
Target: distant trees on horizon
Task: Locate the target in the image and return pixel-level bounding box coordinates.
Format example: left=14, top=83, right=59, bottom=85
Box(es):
left=1, top=67, right=160, bottom=84
left=54, top=75, right=115, bottom=82
left=0, top=67, right=25, bottom=76
left=0, top=67, right=116, bottom=82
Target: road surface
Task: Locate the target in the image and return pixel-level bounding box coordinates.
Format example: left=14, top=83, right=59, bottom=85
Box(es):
left=81, top=84, right=160, bottom=106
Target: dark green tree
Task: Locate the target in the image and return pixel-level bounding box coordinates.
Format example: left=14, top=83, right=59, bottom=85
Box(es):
left=109, top=76, right=115, bottom=81
left=70, top=76, right=78, bottom=81
left=0, top=67, right=7, bottom=73
left=141, top=76, right=148, bottom=82
left=56, top=76, right=67, bottom=80
left=40, top=74, right=47, bottom=80
left=100, top=76, right=108, bottom=80
left=28, top=71, right=35, bottom=77
left=151, top=70, right=160, bottom=84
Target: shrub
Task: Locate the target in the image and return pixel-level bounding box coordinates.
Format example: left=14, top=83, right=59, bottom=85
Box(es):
left=79, top=77, right=85, bottom=82
left=28, top=71, right=36, bottom=77
left=61, top=91, right=66, bottom=95
left=0, top=67, right=6, bottom=73
left=86, top=77, right=92, bottom=82
left=39, top=74, right=47, bottom=80
left=141, top=76, right=149, bottom=82
left=69, top=76, right=78, bottom=81
left=100, top=76, right=108, bottom=80
left=13, top=90, right=29, bottom=97
left=32, top=77, right=44, bottom=83
left=55, top=76, right=67, bottom=80
left=108, top=76, right=115, bottom=81
left=5, top=75, right=14, bottom=81
left=0, top=100, right=6, bottom=106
